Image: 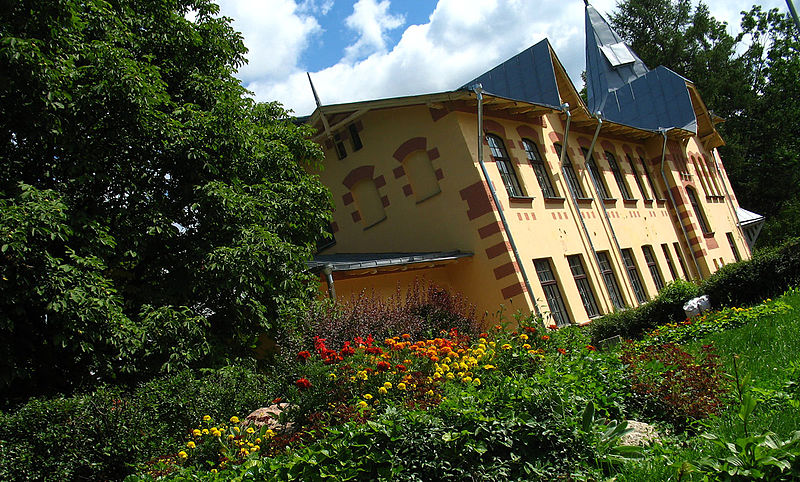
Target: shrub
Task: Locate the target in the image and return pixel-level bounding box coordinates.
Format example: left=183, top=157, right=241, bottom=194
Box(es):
left=0, top=364, right=276, bottom=481
left=701, top=237, right=800, bottom=308
left=589, top=280, right=700, bottom=344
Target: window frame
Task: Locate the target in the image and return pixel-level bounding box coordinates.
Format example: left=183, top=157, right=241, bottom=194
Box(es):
left=348, top=124, right=363, bottom=151
left=523, top=138, right=558, bottom=198
left=334, top=133, right=347, bottom=160
left=726, top=232, right=742, bottom=262
left=597, top=251, right=626, bottom=310
left=638, top=156, right=661, bottom=200
left=487, top=134, right=524, bottom=198
left=534, top=258, right=571, bottom=327
left=686, top=187, right=712, bottom=234
left=661, top=243, right=678, bottom=281
left=555, top=143, right=586, bottom=198
left=621, top=248, right=648, bottom=303
left=642, top=245, right=665, bottom=292
left=582, top=148, right=611, bottom=199
left=606, top=151, right=633, bottom=200
left=567, top=254, right=601, bottom=318
left=628, top=154, right=650, bottom=200
left=673, top=242, right=690, bottom=280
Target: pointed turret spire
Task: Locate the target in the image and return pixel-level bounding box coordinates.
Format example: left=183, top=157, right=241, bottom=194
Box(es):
left=584, top=1, right=648, bottom=113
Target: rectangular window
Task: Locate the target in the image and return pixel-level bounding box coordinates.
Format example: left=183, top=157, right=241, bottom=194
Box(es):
left=523, top=139, right=557, bottom=198
left=597, top=251, right=625, bottom=310
left=673, top=242, right=690, bottom=280
left=686, top=187, right=711, bottom=234
left=726, top=232, right=741, bottom=262
left=638, top=156, right=660, bottom=199
left=628, top=154, right=650, bottom=200
left=606, top=151, right=633, bottom=200
left=642, top=245, right=665, bottom=292
left=487, top=134, right=524, bottom=197
left=661, top=243, right=678, bottom=281
left=621, top=249, right=647, bottom=303
left=334, top=133, right=347, bottom=160
left=567, top=255, right=601, bottom=318
left=348, top=124, right=363, bottom=151
left=583, top=148, right=611, bottom=199
left=534, top=258, right=571, bottom=327
left=315, top=223, right=337, bottom=252
left=555, top=144, right=586, bottom=198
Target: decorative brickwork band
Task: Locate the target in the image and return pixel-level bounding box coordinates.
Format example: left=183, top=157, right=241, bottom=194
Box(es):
left=493, top=261, right=519, bottom=280
left=478, top=222, right=503, bottom=239
left=482, top=119, right=506, bottom=137
left=342, top=165, right=375, bottom=189
left=516, top=125, right=542, bottom=144
left=459, top=181, right=496, bottom=221
left=501, top=282, right=525, bottom=299
left=485, top=241, right=511, bottom=260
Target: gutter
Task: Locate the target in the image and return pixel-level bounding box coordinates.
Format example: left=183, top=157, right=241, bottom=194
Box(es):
left=472, top=85, right=541, bottom=318
left=659, top=129, right=703, bottom=279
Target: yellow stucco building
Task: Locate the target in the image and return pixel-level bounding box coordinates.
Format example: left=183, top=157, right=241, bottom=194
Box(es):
left=304, top=3, right=758, bottom=326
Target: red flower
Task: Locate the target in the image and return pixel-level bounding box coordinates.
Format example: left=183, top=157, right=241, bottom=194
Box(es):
left=396, top=364, right=407, bottom=372
left=541, top=335, right=550, bottom=341
left=295, top=378, right=312, bottom=390
left=376, top=361, right=391, bottom=371
left=341, top=342, right=355, bottom=357
left=548, top=324, right=558, bottom=330
left=323, top=355, right=342, bottom=365
left=558, top=348, right=566, bottom=355
left=296, top=350, right=311, bottom=362
left=479, top=332, right=489, bottom=338
left=366, top=346, right=383, bottom=355
left=272, top=397, right=283, bottom=404
left=523, top=326, right=537, bottom=333
left=585, top=345, right=597, bottom=351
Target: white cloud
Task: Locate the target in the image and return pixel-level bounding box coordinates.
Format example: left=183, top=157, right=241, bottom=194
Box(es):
left=240, top=0, right=788, bottom=116
left=298, top=0, right=335, bottom=15
left=217, top=0, right=321, bottom=83
left=343, top=0, right=405, bottom=62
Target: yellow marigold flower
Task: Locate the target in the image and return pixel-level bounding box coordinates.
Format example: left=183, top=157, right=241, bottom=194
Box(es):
left=211, top=469, right=218, bottom=473
left=233, top=426, right=240, bottom=433
left=440, top=364, right=449, bottom=372
left=501, top=343, right=512, bottom=350
left=358, top=400, right=368, bottom=409
left=241, top=448, right=249, bottom=455
left=227, top=434, right=235, bottom=440
left=433, top=372, right=442, bottom=379
left=383, top=382, right=392, bottom=389
left=178, top=451, right=188, bottom=459
left=329, top=373, right=337, bottom=380
left=255, top=437, right=261, bottom=444
left=230, top=416, right=240, bottom=424
left=473, top=378, right=481, bottom=386
left=426, top=390, right=434, bottom=397
left=397, top=382, right=407, bottom=390
left=192, top=429, right=202, bottom=437
left=248, top=442, right=254, bottom=447
left=379, top=386, right=388, bottom=394
left=246, top=427, right=255, bottom=434
left=483, top=364, right=496, bottom=370
left=479, top=337, right=487, bottom=343
left=203, top=415, right=211, bottom=422
left=364, top=393, right=373, bottom=400
left=253, top=445, right=260, bottom=451
left=519, top=333, right=529, bottom=341
left=446, top=372, right=455, bottom=379
left=187, top=441, right=196, bottom=449
left=522, top=343, right=531, bottom=349
left=443, top=357, right=452, bottom=364
left=462, top=376, right=472, bottom=383
left=265, top=429, right=275, bottom=438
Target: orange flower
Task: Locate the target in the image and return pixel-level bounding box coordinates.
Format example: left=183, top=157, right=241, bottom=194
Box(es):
left=541, top=335, right=550, bottom=341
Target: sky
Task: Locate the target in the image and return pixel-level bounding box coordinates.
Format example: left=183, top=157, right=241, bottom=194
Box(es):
left=214, top=0, right=788, bottom=116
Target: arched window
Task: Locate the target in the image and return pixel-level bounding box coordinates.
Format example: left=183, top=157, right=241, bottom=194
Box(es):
left=686, top=187, right=711, bottom=234
left=402, top=150, right=440, bottom=202
left=555, top=143, right=585, bottom=198
left=582, top=148, right=611, bottom=199
left=523, top=139, right=557, bottom=198
left=606, top=151, right=633, bottom=200
left=352, top=179, right=386, bottom=228
left=486, top=134, right=523, bottom=197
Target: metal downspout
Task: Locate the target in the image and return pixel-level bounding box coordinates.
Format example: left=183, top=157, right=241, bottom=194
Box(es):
left=322, top=265, right=336, bottom=300
left=563, top=111, right=615, bottom=310
left=711, top=147, right=752, bottom=257
left=472, top=85, right=541, bottom=318
left=659, top=129, right=703, bottom=279
left=583, top=115, right=638, bottom=305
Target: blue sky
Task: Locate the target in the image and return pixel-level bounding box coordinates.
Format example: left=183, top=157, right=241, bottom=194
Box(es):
left=215, top=0, right=787, bottom=116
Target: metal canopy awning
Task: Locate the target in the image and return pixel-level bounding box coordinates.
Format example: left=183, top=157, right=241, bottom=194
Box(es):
left=736, top=207, right=766, bottom=250
left=308, top=251, right=473, bottom=274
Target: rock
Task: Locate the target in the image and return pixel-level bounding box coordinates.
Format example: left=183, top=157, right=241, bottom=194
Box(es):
left=620, top=420, right=660, bottom=446
left=244, top=403, right=294, bottom=433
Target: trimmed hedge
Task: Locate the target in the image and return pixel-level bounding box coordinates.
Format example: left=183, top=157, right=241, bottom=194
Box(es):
left=0, top=364, right=277, bottom=481
left=589, top=237, right=800, bottom=344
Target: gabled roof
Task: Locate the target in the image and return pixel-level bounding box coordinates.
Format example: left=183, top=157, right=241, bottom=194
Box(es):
left=584, top=2, right=699, bottom=134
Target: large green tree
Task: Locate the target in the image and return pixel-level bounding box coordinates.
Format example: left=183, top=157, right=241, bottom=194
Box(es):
left=0, top=0, right=331, bottom=401
left=610, top=0, right=800, bottom=248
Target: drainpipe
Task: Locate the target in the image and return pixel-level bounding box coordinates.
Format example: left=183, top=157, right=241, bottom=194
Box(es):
left=583, top=114, right=638, bottom=305
left=562, top=109, right=615, bottom=310
left=659, top=129, right=703, bottom=279
left=472, top=84, right=541, bottom=318
left=711, top=148, right=752, bottom=257
left=322, top=264, right=336, bottom=300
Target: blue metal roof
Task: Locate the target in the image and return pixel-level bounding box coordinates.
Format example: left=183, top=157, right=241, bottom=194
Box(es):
left=459, top=39, right=562, bottom=110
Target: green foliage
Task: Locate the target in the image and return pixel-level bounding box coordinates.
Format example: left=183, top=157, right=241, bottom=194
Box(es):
left=0, top=364, right=276, bottom=481
left=0, top=0, right=331, bottom=400
left=589, top=279, right=700, bottom=344
left=700, top=237, right=800, bottom=308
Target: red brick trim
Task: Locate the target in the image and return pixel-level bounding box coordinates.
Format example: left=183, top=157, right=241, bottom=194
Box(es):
left=381, top=195, right=390, bottom=208
left=621, top=144, right=633, bottom=155
left=501, top=282, right=525, bottom=299
left=493, top=261, right=519, bottom=280
left=478, top=222, right=503, bottom=239
left=600, top=140, right=615, bottom=153
left=459, top=181, right=496, bottom=221
left=342, top=165, right=375, bottom=189
left=482, top=119, right=506, bottom=137
left=351, top=211, right=361, bottom=222
left=402, top=184, right=413, bottom=197
left=485, top=241, right=511, bottom=259
left=435, top=168, right=444, bottom=180
left=393, top=166, right=405, bottom=178
left=516, top=125, right=542, bottom=144
left=429, top=107, right=449, bottom=122
left=636, top=147, right=647, bottom=159
left=577, top=136, right=591, bottom=149
left=342, top=192, right=354, bottom=206
left=706, top=236, right=719, bottom=250
left=427, top=148, right=440, bottom=161
left=393, top=137, right=427, bottom=162
left=331, top=222, right=339, bottom=233
left=374, top=175, right=386, bottom=188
